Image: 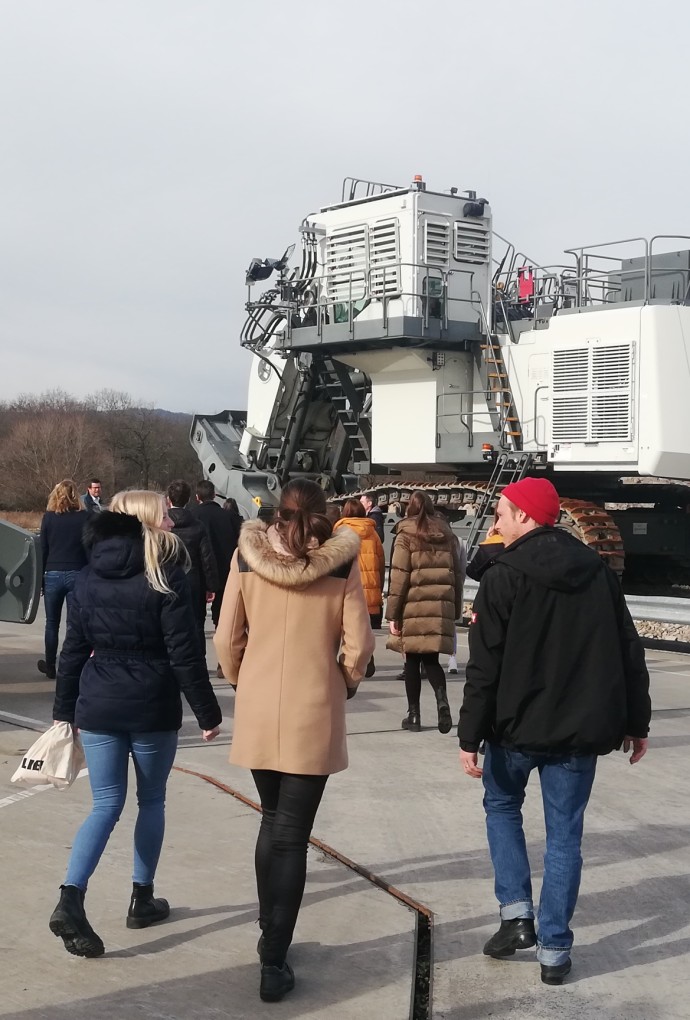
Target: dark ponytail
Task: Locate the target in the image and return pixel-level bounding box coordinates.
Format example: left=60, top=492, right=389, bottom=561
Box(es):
left=406, top=489, right=436, bottom=536
left=274, top=478, right=333, bottom=560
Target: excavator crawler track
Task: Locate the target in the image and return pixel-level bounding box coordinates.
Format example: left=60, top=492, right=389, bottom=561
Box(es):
left=332, top=482, right=625, bottom=576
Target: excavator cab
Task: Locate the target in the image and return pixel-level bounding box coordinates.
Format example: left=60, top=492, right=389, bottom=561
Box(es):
left=0, top=519, right=41, bottom=624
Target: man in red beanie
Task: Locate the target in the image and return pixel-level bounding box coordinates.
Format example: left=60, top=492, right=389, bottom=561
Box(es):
left=458, top=476, right=651, bottom=985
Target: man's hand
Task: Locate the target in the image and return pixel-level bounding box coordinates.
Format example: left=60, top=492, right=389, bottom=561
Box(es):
left=460, top=749, right=482, bottom=778
left=202, top=726, right=220, bottom=742
left=623, top=735, right=648, bottom=764
left=389, top=621, right=401, bottom=636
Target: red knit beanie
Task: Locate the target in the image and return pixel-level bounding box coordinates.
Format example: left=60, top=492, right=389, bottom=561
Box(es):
left=501, top=477, right=560, bottom=526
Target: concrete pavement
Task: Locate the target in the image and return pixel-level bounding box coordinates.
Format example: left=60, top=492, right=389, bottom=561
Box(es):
left=1, top=609, right=689, bottom=1019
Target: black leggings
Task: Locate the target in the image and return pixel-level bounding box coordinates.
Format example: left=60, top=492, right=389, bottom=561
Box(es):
left=252, top=770, right=328, bottom=966
left=404, top=652, right=446, bottom=706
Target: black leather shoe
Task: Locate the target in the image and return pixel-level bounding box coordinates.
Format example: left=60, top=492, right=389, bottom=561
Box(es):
left=483, top=918, right=536, bottom=958
left=260, top=962, right=295, bottom=1002
left=37, top=659, right=56, bottom=680
left=541, top=959, right=572, bottom=985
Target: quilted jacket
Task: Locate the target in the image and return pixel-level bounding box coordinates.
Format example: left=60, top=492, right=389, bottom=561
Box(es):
left=53, top=511, right=221, bottom=733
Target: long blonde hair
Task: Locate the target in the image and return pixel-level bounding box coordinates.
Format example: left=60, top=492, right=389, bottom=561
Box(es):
left=109, top=489, right=189, bottom=594
left=47, top=479, right=81, bottom=513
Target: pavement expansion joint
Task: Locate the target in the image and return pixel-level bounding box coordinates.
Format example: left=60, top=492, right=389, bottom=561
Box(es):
left=173, top=764, right=434, bottom=1020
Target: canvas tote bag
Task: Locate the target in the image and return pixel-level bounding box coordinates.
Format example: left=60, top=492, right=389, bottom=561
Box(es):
left=11, top=722, right=85, bottom=789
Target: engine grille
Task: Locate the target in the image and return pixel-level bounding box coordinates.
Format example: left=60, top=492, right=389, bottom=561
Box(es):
left=552, top=342, right=633, bottom=443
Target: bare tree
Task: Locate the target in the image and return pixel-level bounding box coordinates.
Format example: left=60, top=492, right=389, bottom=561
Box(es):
left=0, top=390, right=200, bottom=509
left=0, top=411, right=107, bottom=509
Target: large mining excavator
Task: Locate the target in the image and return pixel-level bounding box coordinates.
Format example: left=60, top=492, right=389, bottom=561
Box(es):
left=191, top=174, right=690, bottom=584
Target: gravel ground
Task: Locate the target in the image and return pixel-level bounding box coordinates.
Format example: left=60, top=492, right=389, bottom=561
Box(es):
left=633, top=620, right=690, bottom=643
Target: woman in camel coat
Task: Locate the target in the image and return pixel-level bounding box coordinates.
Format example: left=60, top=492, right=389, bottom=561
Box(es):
left=214, top=479, right=374, bottom=1004
left=386, top=490, right=464, bottom=735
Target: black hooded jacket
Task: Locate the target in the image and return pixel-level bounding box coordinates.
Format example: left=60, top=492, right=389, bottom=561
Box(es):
left=458, top=527, right=651, bottom=756
left=168, top=506, right=219, bottom=594
left=53, top=512, right=222, bottom=733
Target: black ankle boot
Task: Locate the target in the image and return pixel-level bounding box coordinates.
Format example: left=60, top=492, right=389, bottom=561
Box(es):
left=483, top=918, right=536, bottom=958
left=260, top=961, right=295, bottom=1002
left=126, top=882, right=170, bottom=929
left=431, top=683, right=452, bottom=734
left=401, top=705, right=421, bottom=732
left=37, top=659, right=56, bottom=680
left=49, top=885, right=104, bottom=958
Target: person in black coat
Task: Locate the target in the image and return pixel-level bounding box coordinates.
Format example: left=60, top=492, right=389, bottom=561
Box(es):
left=167, top=479, right=219, bottom=666
left=49, top=490, right=222, bottom=959
left=458, top=477, right=651, bottom=985
left=359, top=493, right=385, bottom=544
left=223, top=497, right=244, bottom=533
left=38, top=479, right=88, bottom=679
left=192, top=480, right=240, bottom=675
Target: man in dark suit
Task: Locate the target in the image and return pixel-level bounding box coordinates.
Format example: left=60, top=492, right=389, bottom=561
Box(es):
left=82, top=478, right=104, bottom=513
left=167, top=479, right=219, bottom=672
left=192, top=479, right=240, bottom=677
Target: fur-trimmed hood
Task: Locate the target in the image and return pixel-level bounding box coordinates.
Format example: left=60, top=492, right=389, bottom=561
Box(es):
left=238, top=519, right=360, bottom=589
left=83, top=510, right=146, bottom=579
left=83, top=510, right=142, bottom=547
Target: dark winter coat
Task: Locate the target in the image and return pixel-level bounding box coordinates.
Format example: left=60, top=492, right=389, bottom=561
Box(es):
left=458, top=527, right=651, bottom=756
left=40, top=510, right=88, bottom=572
left=168, top=506, right=219, bottom=594
left=52, top=511, right=222, bottom=733
left=386, top=514, right=464, bottom=655
left=192, top=500, right=239, bottom=583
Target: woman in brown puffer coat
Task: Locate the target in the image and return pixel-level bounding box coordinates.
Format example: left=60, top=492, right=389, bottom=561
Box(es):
left=386, top=490, right=464, bottom=734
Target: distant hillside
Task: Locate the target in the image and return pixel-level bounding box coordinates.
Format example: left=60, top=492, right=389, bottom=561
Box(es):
left=153, top=409, right=193, bottom=424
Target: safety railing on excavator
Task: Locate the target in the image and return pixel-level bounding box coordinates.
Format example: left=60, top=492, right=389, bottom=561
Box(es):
left=436, top=388, right=516, bottom=450
left=279, top=262, right=488, bottom=342
left=493, top=235, right=690, bottom=330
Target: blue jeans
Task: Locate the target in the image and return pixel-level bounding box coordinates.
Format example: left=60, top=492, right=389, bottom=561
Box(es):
left=65, top=730, right=178, bottom=891
left=482, top=742, right=597, bottom=966
left=43, top=570, right=79, bottom=669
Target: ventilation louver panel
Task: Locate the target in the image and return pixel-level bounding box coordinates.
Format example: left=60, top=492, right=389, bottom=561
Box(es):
left=553, top=349, right=589, bottom=392
left=325, top=225, right=367, bottom=301
left=424, top=221, right=450, bottom=266
left=369, top=219, right=401, bottom=297
left=454, top=220, right=490, bottom=265
left=551, top=343, right=634, bottom=443
left=552, top=396, right=588, bottom=441
left=591, top=345, right=632, bottom=439
left=591, top=394, right=631, bottom=440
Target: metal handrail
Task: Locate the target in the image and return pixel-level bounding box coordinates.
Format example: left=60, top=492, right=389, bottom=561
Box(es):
left=437, top=387, right=514, bottom=448
left=279, top=260, right=486, bottom=342
left=460, top=581, right=690, bottom=624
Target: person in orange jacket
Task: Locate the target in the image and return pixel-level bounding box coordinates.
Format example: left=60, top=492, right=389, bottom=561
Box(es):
left=333, top=499, right=385, bottom=676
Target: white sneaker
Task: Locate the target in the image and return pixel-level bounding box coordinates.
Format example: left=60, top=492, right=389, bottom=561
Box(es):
left=447, top=655, right=458, bottom=675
